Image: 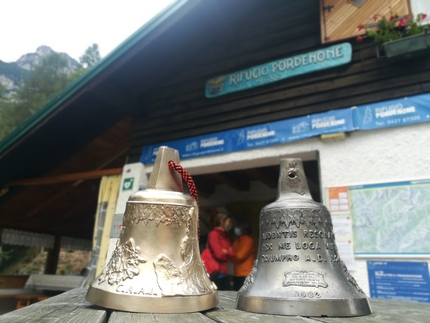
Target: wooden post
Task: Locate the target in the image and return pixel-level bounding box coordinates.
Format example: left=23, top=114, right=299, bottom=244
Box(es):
left=45, top=235, right=61, bottom=274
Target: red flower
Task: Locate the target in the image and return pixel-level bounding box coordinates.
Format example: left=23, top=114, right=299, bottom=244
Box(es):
left=356, top=35, right=365, bottom=42
left=423, top=13, right=428, bottom=20
left=398, top=18, right=407, bottom=27
left=406, top=14, right=412, bottom=20
left=389, top=16, right=395, bottom=21
left=373, top=14, right=379, bottom=21
left=357, top=23, right=365, bottom=31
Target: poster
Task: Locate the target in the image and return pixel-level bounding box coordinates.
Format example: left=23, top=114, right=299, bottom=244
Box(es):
left=368, top=261, right=430, bottom=303
left=325, top=186, right=356, bottom=270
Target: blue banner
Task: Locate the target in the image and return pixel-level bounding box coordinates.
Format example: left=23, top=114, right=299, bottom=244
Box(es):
left=141, top=92, right=430, bottom=164
left=140, top=109, right=354, bottom=163
left=205, top=43, right=352, bottom=98
left=368, top=261, right=430, bottom=303
left=353, top=93, right=430, bottom=130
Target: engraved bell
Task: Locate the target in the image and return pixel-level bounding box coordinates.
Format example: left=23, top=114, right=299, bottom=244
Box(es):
left=86, top=146, right=218, bottom=313
left=236, top=158, right=372, bottom=317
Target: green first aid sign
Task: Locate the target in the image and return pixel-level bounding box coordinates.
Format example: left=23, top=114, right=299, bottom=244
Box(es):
left=122, top=177, right=134, bottom=191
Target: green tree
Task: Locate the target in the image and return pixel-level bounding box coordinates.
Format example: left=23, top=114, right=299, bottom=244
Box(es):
left=79, top=43, right=101, bottom=68
left=0, top=52, right=69, bottom=140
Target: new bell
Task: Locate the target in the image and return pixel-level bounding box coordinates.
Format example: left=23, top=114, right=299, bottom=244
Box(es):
left=236, top=158, right=372, bottom=317
left=86, top=146, right=218, bottom=313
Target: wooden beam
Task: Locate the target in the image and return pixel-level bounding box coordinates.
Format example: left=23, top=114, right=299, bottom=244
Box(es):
left=6, top=168, right=122, bottom=187
left=45, top=235, right=61, bottom=274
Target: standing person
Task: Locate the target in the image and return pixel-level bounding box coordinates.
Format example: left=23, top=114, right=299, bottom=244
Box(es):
left=206, top=212, right=235, bottom=290
left=232, top=221, right=255, bottom=291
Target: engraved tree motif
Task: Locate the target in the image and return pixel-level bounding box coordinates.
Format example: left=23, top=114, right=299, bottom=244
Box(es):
left=238, top=260, right=258, bottom=293
left=98, top=238, right=146, bottom=285
left=340, top=260, right=365, bottom=294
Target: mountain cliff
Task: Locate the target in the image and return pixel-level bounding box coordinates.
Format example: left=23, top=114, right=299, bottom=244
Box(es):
left=0, top=46, right=80, bottom=97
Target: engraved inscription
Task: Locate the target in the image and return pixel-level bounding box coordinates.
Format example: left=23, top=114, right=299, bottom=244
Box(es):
left=305, top=254, right=326, bottom=262
left=262, top=230, right=297, bottom=240
left=262, top=243, right=273, bottom=251
left=98, top=238, right=146, bottom=285
left=295, top=291, right=321, bottom=298
left=295, top=242, right=322, bottom=250
left=283, top=271, right=328, bottom=288
left=115, top=284, right=159, bottom=296
left=262, top=254, right=299, bottom=262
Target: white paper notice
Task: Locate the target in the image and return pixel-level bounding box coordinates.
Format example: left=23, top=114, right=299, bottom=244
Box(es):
left=332, top=216, right=355, bottom=271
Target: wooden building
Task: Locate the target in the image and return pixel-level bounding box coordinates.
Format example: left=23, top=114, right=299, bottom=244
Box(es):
left=1, top=0, right=429, bottom=296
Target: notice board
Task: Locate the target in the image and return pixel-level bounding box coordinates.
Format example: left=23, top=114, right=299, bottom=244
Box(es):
left=328, top=180, right=430, bottom=255
left=367, top=261, right=430, bottom=303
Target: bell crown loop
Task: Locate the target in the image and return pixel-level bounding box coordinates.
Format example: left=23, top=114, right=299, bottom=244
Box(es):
left=278, top=158, right=312, bottom=199
left=147, top=146, right=183, bottom=192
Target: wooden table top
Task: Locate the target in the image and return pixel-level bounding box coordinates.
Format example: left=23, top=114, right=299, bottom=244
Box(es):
left=0, top=287, right=429, bottom=323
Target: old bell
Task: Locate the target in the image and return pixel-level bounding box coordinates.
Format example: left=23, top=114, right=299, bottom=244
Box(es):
left=236, top=158, right=372, bottom=317
left=86, top=146, right=218, bottom=313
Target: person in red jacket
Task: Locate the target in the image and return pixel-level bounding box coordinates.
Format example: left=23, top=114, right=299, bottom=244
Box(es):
left=207, top=212, right=235, bottom=290
left=232, top=220, right=255, bottom=291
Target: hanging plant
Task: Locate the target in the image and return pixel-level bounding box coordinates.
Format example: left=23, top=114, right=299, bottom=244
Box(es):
left=356, top=12, right=428, bottom=45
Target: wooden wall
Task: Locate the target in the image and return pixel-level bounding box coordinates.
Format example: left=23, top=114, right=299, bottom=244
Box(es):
left=128, top=0, right=430, bottom=162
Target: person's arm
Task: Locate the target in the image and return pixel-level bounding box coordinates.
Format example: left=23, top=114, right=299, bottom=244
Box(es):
left=226, top=244, right=235, bottom=261
left=208, top=231, right=228, bottom=261
left=234, top=237, right=254, bottom=262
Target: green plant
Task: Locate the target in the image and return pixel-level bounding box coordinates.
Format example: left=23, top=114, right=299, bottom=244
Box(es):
left=357, top=13, right=428, bottom=44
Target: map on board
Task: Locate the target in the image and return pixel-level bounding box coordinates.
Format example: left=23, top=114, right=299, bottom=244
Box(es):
left=348, top=180, right=430, bottom=254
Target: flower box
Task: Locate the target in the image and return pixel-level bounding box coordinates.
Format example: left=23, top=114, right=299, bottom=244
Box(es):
left=382, top=32, right=430, bottom=59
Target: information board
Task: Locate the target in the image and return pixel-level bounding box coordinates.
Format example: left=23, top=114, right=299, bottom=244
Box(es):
left=367, top=261, right=430, bottom=303
left=349, top=180, right=430, bottom=254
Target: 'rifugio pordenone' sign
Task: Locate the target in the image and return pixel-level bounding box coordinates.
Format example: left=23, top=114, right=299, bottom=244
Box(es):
left=205, top=43, right=352, bottom=98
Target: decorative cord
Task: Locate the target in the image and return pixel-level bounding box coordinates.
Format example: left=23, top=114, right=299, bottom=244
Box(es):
left=168, top=160, right=200, bottom=239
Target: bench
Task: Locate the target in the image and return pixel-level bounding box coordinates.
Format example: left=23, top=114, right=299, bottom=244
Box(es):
left=0, top=287, right=428, bottom=322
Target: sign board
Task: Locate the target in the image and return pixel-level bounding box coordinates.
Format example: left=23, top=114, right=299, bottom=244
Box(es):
left=353, top=94, right=430, bottom=130
left=141, top=108, right=354, bottom=163
left=205, top=43, right=352, bottom=98
left=367, top=261, right=430, bottom=303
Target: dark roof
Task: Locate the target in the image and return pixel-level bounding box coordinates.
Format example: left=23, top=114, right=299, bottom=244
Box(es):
left=0, top=0, right=263, bottom=238
left=0, top=0, right=199, bottom=187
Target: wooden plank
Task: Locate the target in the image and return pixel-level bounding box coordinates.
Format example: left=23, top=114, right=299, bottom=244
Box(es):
left=0, top=288, right=107, bottom=323
left=310, top=298, right=430, bottom=323
left=205, top=292, right=319, bottom=323
left=137, top=46, right=379, bottom=121
left=132, top=65, right=430, bottom=139
left=108, top=312, right=215, bottom=323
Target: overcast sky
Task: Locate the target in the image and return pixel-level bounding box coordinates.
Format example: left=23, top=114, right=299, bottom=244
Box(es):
left=0, top=0, right=175, bottom=63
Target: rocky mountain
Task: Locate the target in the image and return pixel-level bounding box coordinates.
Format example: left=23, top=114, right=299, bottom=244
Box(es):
left=0, top=46, right=80, bottom=97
